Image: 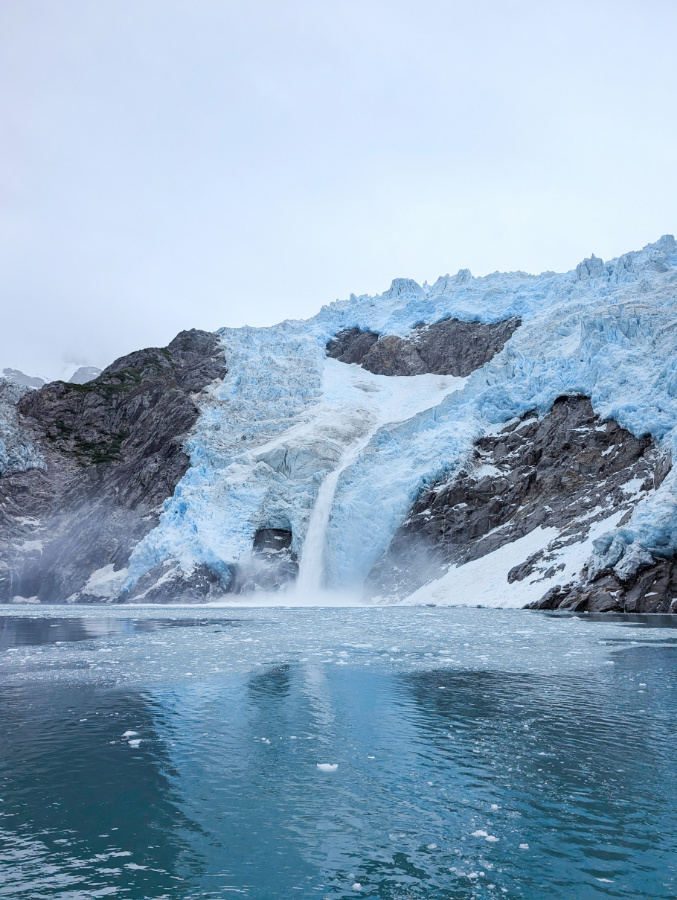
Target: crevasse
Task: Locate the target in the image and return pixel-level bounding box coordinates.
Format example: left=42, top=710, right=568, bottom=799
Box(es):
left=125, top=234, right=677, bottom=593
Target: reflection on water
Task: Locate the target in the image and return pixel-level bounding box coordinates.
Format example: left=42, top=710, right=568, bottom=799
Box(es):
left=0, top=686, right=195, bottom=897
left=547, top=611, right=677, bottom=629
left=0, top=607, right=676, bottom=898
left=0, top=615, right=243, bottom=649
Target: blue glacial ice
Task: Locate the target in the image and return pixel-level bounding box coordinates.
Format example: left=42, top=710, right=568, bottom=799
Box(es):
left=125, top=234, right=677, bottom=595
left=0, top=380, right=45, bottom=476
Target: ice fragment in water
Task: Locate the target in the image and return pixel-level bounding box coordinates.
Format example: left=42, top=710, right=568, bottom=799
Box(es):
left=317, top=763, right=338, bottom=772
left=128, top=739, right=142, bottom=748
left=122, top=731, right=138, bottom=738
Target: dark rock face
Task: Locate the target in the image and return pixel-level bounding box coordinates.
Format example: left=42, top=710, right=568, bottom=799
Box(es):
left=122, top=527, right=299, bottom=603
left=326, top=328, right=379, bottom=364
left=0, top=329, right=227, bottom=603
left=229, top=528, right=298, bottom=594
left=367, top=396, right=663, bottom=603
left=529, top=558, right=677, bottom=614
left=326, top=317, right=521, bottom=376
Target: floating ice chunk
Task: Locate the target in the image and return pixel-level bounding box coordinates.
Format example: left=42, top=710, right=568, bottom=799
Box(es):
left=352, top=884, right=361, bottom=891
left=519, top=843, right=530, bottom=850
left=490, top=803, right=499, bottom=810
left=485, top=835, right=499, bottom=842
left=317, top=763, right=338, bottom=772
left=128, top=739, right=142, bottom=748
left=122, top=731, right=138, bottom=738
left=472, top=830, right=489, bottom=837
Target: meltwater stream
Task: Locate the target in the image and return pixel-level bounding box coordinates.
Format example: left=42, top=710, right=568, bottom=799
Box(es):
left=1, top=605, right=677, bottom=899
left=297, top=426, right=380, bottom=592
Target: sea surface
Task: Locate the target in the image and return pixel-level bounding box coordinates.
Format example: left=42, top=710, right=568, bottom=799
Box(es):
left=0, top=604, right=676, bottom=899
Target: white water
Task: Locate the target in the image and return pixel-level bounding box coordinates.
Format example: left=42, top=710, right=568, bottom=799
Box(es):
left=297, top=427, right=379, bottom=592
left=296, top=468, right=342, bottom=592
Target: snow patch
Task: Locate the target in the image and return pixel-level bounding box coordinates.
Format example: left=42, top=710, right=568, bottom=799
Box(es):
left=402, top=511, right=626, bottom=608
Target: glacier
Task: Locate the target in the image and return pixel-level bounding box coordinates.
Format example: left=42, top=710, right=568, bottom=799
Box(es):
left=0, top=380, right=45, bottom=476
left=124, top=234, right=677, bottom=598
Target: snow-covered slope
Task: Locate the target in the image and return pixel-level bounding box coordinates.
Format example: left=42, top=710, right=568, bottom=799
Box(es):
left=121, top=234, right=677, bottom=606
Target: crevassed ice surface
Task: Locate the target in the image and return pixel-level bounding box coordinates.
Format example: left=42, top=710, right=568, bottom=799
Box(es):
left=126, top=235, right=677, bottom=592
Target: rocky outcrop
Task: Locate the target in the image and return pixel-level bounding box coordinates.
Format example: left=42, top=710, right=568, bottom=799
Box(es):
left=367, top=396, right=664, bottom=604
left=529, top=556, right=677, bottom=614
left=0, top=329, right=227, bottom=603
left=230, top=529, right=299, bottom=594
left=326, top=316, right=521, bottom=376
left=120, top=527, right=299, bottom=603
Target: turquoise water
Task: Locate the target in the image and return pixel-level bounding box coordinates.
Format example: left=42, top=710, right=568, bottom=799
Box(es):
left=1, top=605, right=676, bottom=899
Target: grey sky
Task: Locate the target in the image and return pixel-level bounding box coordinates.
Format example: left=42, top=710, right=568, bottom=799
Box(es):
left=1, top=0, right=675, bottom=378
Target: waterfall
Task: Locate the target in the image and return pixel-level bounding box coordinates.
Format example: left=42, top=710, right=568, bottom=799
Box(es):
left=297, top=428, right=377, bottom=593
left=296, top=468, right=343, bottom=592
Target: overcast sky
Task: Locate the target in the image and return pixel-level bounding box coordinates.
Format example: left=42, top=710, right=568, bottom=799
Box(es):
left=1, top=0, right=676, bottom=378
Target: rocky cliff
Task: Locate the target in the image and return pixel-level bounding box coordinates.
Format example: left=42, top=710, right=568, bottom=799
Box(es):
left=0, top=330, right=226, bottom=602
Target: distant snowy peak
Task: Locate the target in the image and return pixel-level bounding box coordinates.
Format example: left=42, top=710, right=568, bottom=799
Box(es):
left=68, top=366, right=102, bottom=385
left=2, top=368, right=46, bottom=389
left=1, top=364, right=103, bottom=389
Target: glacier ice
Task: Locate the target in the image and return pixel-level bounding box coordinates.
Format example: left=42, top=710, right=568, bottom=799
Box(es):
left=0, top=379, right=45, bottom=476
left=118, top=234, right=677, bottom=595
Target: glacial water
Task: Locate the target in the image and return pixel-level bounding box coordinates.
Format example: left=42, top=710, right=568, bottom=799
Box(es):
left=1, top=605, right=676, bottom=899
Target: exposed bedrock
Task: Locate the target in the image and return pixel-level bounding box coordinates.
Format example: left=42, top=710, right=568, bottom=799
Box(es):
left=326, top=316, right=521, bottom=376
left=229, top=528, right=299, bottom=595
left=367, top=396, right=668, bottom=607
left=0, top=329, right=227, bottom=603
left=122, top=528, right=299, bottom=603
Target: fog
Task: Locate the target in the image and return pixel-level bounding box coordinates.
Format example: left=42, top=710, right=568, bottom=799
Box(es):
left=1, top=0, right=675, bottom=378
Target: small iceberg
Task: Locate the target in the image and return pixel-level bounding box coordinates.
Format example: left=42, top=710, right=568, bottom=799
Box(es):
left=317, top=763, right=338, bottom=772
